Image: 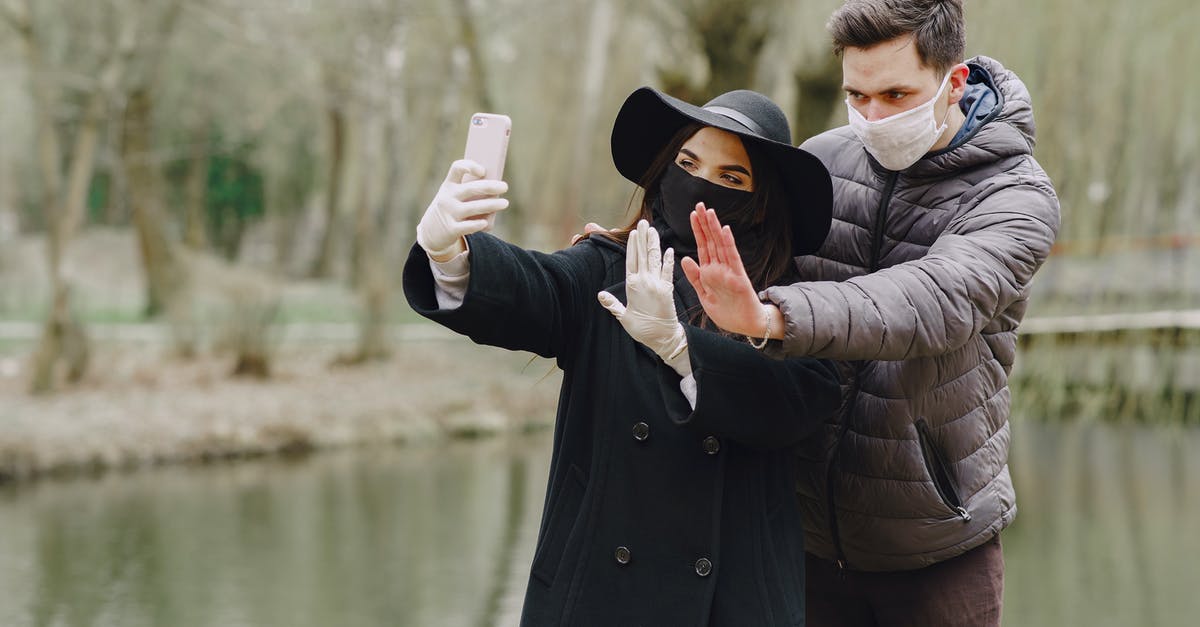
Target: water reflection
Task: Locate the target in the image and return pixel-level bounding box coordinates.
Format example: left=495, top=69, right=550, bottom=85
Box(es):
left=0, top=439, right=550, bottom=627
left=0, top=422, right=1195, bottom=627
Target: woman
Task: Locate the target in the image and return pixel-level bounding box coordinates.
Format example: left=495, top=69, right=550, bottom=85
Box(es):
left=403, top=87, right=838, bottom=626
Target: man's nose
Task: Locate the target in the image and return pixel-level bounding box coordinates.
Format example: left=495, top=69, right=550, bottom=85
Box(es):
left=864, top=100, right=888, bottom=122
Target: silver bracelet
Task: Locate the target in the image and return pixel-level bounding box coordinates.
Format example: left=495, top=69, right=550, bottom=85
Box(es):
left=747, top=305, right=770, bottom=350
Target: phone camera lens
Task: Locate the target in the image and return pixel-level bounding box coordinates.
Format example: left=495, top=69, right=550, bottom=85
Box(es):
left=472, top=117, right=483, bottom=126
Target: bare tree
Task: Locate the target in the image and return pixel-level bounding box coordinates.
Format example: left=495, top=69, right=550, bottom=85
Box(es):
left=116, top=0, right=188, bottom=317
left=3, top=0, right=138, bottom=393
left=309, top=67, right=349, bottom=279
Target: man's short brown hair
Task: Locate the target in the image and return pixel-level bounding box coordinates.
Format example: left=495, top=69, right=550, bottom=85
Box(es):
left=827, top=0, right=966, bottom=74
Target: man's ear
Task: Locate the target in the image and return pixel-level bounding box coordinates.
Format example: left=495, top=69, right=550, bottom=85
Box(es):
left=947, top=62, right=971, bottom=106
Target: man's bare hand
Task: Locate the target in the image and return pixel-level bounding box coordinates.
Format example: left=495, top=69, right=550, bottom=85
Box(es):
left=679, top=205, right=782, bottom=340
left=570, top=223, right=608, bottom=245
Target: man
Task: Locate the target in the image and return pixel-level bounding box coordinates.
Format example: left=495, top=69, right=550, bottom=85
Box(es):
left=678, top=0, right=1060, bottom=625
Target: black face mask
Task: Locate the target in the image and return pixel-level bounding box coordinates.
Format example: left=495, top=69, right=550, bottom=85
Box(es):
left=656, top=162, right=753, bottom=250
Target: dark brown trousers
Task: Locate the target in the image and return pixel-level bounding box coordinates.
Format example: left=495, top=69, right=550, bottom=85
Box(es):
left=805, top=535, right=1004, bottom=627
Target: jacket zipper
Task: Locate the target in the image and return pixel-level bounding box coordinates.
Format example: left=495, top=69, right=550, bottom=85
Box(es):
left=826, top=171, right=901, bottom=571
left=915, top=418, right=972, bottom=522
left=868, top=172, right=899, bottom=273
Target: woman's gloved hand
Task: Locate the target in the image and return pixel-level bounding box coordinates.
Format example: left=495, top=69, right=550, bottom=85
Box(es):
left=598, top=220, right=691, bottom=377
left=417, top=160, right=509, bottom=261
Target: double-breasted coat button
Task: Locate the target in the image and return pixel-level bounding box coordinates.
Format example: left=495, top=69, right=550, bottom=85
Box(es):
left=702, top=436, right=720, bottom=455
left=615, top=546, right=631, bottom=565
left=695, top=557, right=713, bottom=577
left=632, top=422, right=650, bottom=442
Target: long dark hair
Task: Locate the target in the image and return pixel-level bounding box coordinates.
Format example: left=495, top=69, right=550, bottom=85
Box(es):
left=583, top=123, right=796, bottom=294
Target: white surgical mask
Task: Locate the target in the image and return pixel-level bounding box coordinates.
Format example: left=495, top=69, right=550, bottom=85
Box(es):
left=846, top=72, right=953, bottom=171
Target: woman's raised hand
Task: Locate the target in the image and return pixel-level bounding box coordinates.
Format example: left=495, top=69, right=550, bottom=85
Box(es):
left=597, top=220, right=691, bottom=377
left=680, top=206, right=776, bottom=339
left=417, top=160, right=509, bottom=262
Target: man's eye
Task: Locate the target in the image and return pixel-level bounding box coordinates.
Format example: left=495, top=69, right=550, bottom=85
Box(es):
left=887, top=92, right=906, bottom=100
left=847, top=92, right=866, bottom=101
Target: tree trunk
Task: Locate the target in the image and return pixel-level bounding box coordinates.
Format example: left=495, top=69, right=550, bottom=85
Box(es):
left=561, top=0, right=615, bottom=243
left=449, top=0, right=525, bottom=242
left=122, top=87, right=181, bottom=318
left=183, top=124, right=210, bottom=250
left=102, top=108, right=130, bottom=225
left=0, top=156, right=15, bottom=240
left=17, top=3, right=96, bottom=394
left=791, top=54, right=845, bottom=143
left=310, top=105, right=346, bottom=278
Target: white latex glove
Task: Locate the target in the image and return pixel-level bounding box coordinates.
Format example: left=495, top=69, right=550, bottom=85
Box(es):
left=417, top=159, right=509, bottom=261
left=597, top=220, right=691, bottom=377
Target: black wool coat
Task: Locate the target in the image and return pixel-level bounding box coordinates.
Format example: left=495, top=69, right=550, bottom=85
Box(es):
left=403, top=232, right=841, bottom=626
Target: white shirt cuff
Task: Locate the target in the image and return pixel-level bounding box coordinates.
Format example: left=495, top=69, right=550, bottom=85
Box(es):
left=679, top=374, right=697, bottom=410
left=430, top=247, right=470, bottom=310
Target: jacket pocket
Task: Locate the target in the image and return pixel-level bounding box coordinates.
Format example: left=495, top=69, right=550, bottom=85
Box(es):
left=915, top=418, right=971, bottom=522
left=531, top=464, right=588, bottom=585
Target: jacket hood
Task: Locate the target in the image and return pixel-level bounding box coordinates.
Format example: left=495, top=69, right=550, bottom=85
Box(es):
left=908, top=55, right=1038, bottom=178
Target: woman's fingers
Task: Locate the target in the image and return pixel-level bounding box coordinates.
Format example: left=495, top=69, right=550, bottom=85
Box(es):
left=455, top=197, right=509, bottom=218
left=596, top=291, right=627, bottom=319
left=661, top=247, right=674, bottom=284
left=453, top=218, right=492, bottom=236
left=447, top=159, right=485, bottom=184
left=647, top=222, right=662, bottom=274
left=457, top=178, right=508, bottom=199
left=635, top=220, right=650, bottom=276
left=626, top=226, right=641, bottom=276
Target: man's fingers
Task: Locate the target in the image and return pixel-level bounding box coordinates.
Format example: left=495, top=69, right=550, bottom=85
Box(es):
left=692, top=209, right=710, bottom=267
left=719, top=225, right=748, bottom=275
left=680, top=256, right=707, bottom=299
left=703, top=209, right=723, bottom=266
left=596, top=291, right=626, bottom=318
left=573, top=222, right=610, bottom=245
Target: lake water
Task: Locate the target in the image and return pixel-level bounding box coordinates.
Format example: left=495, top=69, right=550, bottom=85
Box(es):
left=0, top=420, right=1196, bottom=627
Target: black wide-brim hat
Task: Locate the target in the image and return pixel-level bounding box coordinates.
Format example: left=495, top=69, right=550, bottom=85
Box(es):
left=611, top=86, right=833, bottom=256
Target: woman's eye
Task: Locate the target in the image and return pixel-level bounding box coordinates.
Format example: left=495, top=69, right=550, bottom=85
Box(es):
left=677, top=159, right=696, bottom=170
left=721, top=174, right=744, bottom=186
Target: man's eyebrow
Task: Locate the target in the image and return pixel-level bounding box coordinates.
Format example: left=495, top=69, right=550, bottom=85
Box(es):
left=679, top=148, right=751, bottom=176
left=843, top=83, right=921, bottom=94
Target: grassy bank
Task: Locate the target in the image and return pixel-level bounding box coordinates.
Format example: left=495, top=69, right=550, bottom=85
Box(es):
left=0, top=338, right=562, bottom=483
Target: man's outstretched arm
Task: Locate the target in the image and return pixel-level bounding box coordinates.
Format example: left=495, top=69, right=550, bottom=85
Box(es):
left=681, top=184, right=1060, bottom=361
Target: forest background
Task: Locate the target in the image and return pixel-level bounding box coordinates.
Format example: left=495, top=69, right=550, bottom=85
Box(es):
left=0, top=0, right=1197, bottom=473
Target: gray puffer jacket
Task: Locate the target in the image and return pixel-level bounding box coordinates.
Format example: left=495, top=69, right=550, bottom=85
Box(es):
left=761, top=56, right=1060, bottom=571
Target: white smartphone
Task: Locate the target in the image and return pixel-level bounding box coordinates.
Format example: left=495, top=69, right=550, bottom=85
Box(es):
left=462, top=112, right=510, bottom=230
left=463, top=112, right=511, bottom=182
